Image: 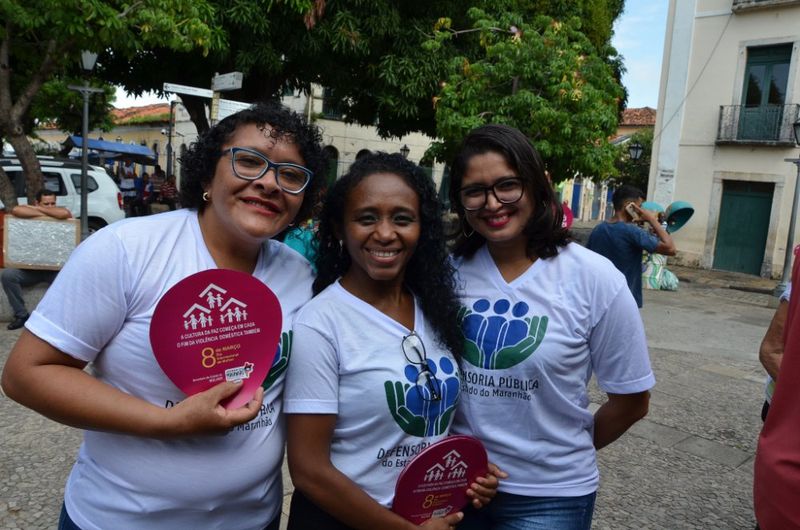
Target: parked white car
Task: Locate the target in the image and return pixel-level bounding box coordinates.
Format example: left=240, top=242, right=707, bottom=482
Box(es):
left=0, top=156, right=124, bottom=231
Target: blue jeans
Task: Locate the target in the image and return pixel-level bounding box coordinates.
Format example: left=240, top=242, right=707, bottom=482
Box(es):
left=459, top=491, right=596, bottom=530
left=58, top=504, right=81, bottom=530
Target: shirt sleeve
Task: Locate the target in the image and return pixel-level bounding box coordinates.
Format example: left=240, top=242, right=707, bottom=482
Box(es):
left=25, top=227, right=131, bottom=362
left=631, top=224, right=660, bottom=253
left=589, top=284, right=656, bottom=394
left=283, top=321, right=340, bottom=414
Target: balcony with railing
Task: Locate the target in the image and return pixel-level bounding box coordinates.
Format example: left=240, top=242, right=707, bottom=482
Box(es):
left=716, top=104, right=800, bottom=146
left=732, top=0, right=800, bottom=12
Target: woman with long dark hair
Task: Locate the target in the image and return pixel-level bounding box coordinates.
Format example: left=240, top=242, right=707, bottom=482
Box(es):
left=448, top=124, right=654, bottom=529
left=284, top=152, right=499, bottom=529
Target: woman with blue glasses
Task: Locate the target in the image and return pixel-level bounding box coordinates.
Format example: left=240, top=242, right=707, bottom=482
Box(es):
left=284, top=152, right=502, bottom=530
left=1, top=102, right=325, bottom=530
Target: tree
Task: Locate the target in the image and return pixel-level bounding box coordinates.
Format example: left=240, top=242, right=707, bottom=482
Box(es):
left=0, top=0, right=224, bottom=207
left=429, top=9, right=625, bottom=182
left=99, top=0, right=625, bottom=142
left=613, top=128, right=653, bottom=192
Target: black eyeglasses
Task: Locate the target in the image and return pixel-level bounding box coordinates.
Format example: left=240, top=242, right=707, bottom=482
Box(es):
left=221, top=147, right=313, bottom=195
left=458, top=177, right=525, bottom=211
left=402, top=331, right=442, bottom=402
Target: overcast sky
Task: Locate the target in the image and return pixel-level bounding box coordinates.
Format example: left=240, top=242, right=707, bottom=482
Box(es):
left=612, top=0, right=669, bottom=109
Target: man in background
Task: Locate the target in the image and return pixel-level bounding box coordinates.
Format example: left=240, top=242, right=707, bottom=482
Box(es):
left=587, top=185, right=675, bottom=307
left=1, top=189, right=72, bottom=330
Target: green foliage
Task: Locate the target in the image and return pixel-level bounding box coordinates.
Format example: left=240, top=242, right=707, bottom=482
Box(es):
left=430, top=10, right=624, bottom=182
left=0, top=0, right=225, bottom=138
left=613, top=128, right=653, bottom=191
left=0, top=0, right=228, bottom=206
left=30, top=79, right=116, bottom=134
left=95, top=0, right=624, bottom=143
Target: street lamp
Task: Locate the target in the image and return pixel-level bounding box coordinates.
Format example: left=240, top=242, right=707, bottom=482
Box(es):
left=776, top=117, right=800, bottom=295
left=68, top=50, right=103, bottom=240
left=628, top=141, right=643, bottom=161
left=400, top=144, right=410, bottom=159
left=164, top=100, right=179, bottom=177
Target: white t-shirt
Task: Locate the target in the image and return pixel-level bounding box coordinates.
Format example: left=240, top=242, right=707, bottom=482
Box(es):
left=450, top=243, right=655, bottom=497
left=26, top=209, right=313, bottom=530
left=284, top=282, right=460, bottom=507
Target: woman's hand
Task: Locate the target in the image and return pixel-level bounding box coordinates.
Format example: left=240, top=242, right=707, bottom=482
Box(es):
left=419, top=511, right=463, bottom=529
left=467, top=462, right=507, bottom=508
left=166, top=381, right=264, bottom=436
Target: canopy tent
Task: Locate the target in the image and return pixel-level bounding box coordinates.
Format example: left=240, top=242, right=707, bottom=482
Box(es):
left=62, top=136, right=157, bottom=166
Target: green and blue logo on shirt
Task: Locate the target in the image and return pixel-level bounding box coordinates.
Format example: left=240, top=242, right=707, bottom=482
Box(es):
left=384, top=357, right=460, bottom=437
left=261, top=330, right=292, bottom=390
left=459, top=299, right=548, bottom=369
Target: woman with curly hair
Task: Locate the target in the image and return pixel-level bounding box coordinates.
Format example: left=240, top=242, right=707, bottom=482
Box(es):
left=284, top=152, right=501, bottom=530
left=1, top=102, right=325, bottom=530
left=447, top=124, right=654, bottom=529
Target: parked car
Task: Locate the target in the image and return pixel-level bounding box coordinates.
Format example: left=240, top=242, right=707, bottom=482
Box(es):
left=0, top=156, right=124, bottom=231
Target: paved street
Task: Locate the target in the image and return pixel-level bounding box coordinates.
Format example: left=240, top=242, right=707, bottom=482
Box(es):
left=0, top=272, right=777, bottom=529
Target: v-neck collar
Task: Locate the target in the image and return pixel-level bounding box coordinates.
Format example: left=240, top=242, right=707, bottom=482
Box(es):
left=477, top=244, right=542, bottom=292
left=333, top=280, right=422, bottom=335
left=190, top=210, right=270, bottom=275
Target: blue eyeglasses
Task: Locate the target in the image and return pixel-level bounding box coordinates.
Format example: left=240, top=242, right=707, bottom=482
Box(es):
left=221, top=147, right=313, bottom=195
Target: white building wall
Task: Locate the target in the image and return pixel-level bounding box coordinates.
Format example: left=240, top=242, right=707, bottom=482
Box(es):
left=653, top=0, right=800, bottom=275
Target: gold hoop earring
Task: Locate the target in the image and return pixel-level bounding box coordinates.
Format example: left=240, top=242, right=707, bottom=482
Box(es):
left=462, top=223, right=475, bottom=238
left=202, top=191, right=210, bottom=202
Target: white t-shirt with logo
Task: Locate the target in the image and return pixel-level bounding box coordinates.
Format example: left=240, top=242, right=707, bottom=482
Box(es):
left=25, top=209, right=313, bottom=530
left=284, top=281, right=460, bottom=507
left=450, top=243, right=655, bottom=497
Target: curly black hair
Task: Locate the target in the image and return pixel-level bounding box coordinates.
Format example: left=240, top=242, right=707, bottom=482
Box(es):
left=314, top=152, right=463, bottom=358
left=448, top=124, right=570, bottom=259
left=179, top=101, right=327, bottom=224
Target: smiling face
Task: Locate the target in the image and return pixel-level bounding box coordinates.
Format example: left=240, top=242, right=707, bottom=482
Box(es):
left=201, top=123, right=306, bottom=251
left=340, top=172, right=421, bottom=289
left=461, top=151, right=533, bottom=251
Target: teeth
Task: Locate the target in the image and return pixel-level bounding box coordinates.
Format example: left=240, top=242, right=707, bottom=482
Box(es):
left=244, top=200, right=272, bottom=210
left=488, top=214, right=508, bottom=223
left=370, top=250, right=399, bottom=258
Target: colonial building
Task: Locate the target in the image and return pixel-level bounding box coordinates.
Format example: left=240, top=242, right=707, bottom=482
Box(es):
left=651, top=0, right=800, bottom=276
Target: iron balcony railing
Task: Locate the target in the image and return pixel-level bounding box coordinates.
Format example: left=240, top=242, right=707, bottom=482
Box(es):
left=732, top=0, right=800, bottom=12
left=717, top=104, right=800, bottom=145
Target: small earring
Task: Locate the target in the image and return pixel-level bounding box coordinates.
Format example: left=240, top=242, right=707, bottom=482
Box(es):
left=202, top=191, right=210, bottom=202
left=462, top=223, right=475, bottom=238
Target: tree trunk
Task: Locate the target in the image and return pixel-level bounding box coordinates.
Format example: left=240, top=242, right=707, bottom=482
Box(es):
left=0, top=166, right=18, bottom=210
left=6, top=129, right=44, bottom=203
left=181, top=96, right=209, bottom=135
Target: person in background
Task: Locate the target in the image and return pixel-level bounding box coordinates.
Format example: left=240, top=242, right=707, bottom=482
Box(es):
left=159, top=174, right=178, bottom=210
left=448, top=125, right=654, bottom=530
left=284, top=152, right=502, bottom=530
left=587, top=185, right=675, bottom=308
left=758, top=284, right=790, bottom=422
left=117, top=159, right=136, bottom=216
left=149, top=165, right=166, bottom=203
left=0, top=102, right=326, bottom=530
left=1, top=189, right=72, bottom=330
